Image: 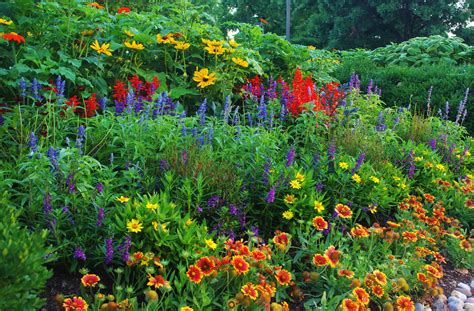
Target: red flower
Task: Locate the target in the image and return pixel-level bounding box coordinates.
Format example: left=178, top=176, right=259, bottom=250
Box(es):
left=273, top=232, right=290, bottom=248
left=402, top=231, right=418, bottom=242
left=325, top=246, right=341, bottom=268
left=312, top=254, right=329, bottom=266
left=396, top=295, right=415, bottom=311
left=353, top=287, right=370, bottom=305
left=417, top=272, right=428, bottom=283
left=84, top=93, right=98, bottom=117
left=66, top=95, right=80, bottom=112
left=312, top=216, right=328, bottom=231
left=275, top=269, right=292, bottom=286
left=241, top=283, right=258, bottom=300
left=2, top=32, right=25, bottom=43
left=231, top=255, right=249, bottom=275
left=252, top=249, right=267, bottom=261
left=335, top=203, right=352, bottom=219
left=113, top=80, right=128, bottom=102
left=186, top=265, right=203, bottom=284
left=147, top=275, right=169, bottom=288
left=338, top=269, right=355, bottom=279
left=341, top=298, right=360, bottom=311
left=373, top=270, right=387, bottom=286
left=372, top=285, right=384, bottom=298
left=81, top=274, right=100, bottom=287
left=350, top=224, right=370, bottom=238
left=63, top=296, right=88, bottom=311
left=118, top=7, right=131, bottom=14
left=196, top=257, right=215, bottom=276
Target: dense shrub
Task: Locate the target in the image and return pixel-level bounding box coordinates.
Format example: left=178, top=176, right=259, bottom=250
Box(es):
left=0, top=191, right=53, bottom=310
left=334, top=57, right=474, bottom=133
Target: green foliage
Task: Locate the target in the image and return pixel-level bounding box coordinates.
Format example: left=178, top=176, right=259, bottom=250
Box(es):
left=334, top=56, right=474, bottom=134
left=0, top=192, right=53, bottom=310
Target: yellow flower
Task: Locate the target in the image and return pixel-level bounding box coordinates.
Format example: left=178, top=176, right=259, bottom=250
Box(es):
left=161, top=223, right=168, bottom=233
left=185, top=219, right=193, bottom=226
left=284, top=194, right=296, bottom=204
left=370, top=176, right=380, bottom=184
left=0, top=18, right=13, bottom=26
left=81, top=29, right=95, bottom=36
left=202, top=38, right=224, bottom=46
left=435, top=164, right=446, bottom=172
left=352, top=174, right=362, bottom=184
left=314, top=201, right=325, bottom=213
left=146, top=202, right=159, bottom=210
left=156, top=33, right=177, bottom=44
left=205, top=239, right=217, bottom=250
left=295, top=172, right=305, bottom=182
left=231, top=57, right=249, bottom=68
left=124, top=30, right=135, bottom=37
left=204, top=44, right=225, bottom=55
left=425, top=162, right=434, bottom=169
left=289, top=179, right=302, bottom=189
left=127, top=219, right=143, bottom=233
left=466, top=151, right=471, bottom=157
left=414, top=157, right=422, bottom=162
left=307, top=45, right=316, bottom=50
left=124, top=40, right=144, bottom=50
left=152, top=221, right=159, bottom=231
left=180, top=307, right=193, bottom=311
left=116, top=196, right=130, bottom=203
left=393, top=176, right=401, bottom=181
left=174, top=41, right=190, bottom=50
left=398, top=183, right=407, bottom=190
left=339, top=162, right=349, bottom=169
left=27, top=31, right=32, bottom=37
left=193, top=68, right=217, bottom=88
left=229, top=39, right=239, bottom=48
left=368, top=204, right=378, bottom=214
left=90, top=40, right=112, bottom=56
left=282, top=210, right=294, bottom=220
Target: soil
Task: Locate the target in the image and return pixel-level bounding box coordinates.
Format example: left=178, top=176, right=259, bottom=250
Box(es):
left=438, top=263, right=473, bottom=297
left=40, top=267, right=81, bottom=311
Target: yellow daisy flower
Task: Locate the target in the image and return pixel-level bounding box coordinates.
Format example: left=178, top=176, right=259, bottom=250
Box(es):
left=193, top=68, right=217, bottom=88
left=0, top=18, right=13, bottom=26
left=124, top=40, right=144, bottom=50
left=205, top=239, right=217, bottom=250
left=282, top=210, right=294, bottom=220
left=289, top=179, right=302, bottom=189
left=127, top=219, right=143, bottom=233
left=174, top=41, right=190, bottom=50
left=352, top=174, right=362, bottom=184
left=339, top=162, right=349, bottom=169
left=231, top=57, right=249, bottom=68
left=90, top=40, right=112, bottom=56
left=146, top=202, right=159, bottom=210
left=116, top=196, right=130, bottom=203
left=284, top=194, right=296, bottom=204
left=370, top=176, right=380, bottom=184
left=314, top=201, right=325, bottom=213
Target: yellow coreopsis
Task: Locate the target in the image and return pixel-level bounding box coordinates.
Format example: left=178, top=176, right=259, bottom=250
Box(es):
left=90, top=40, right=112, bottom=56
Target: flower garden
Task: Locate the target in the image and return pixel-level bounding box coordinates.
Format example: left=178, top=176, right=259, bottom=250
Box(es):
left=0, top=1, right=473, bottom=311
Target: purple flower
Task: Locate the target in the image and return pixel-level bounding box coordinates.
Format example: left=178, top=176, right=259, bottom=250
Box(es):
left=375, top=111, right=387, bottom=132
left=114, top=99, right=125, bottom=115
left=352, top=152, right=365, bottom=175
left=117, top=236, right=131, bottom=262
left=74, top=247, right=86, bottom=261
left=96, top=182, right=104, bottom=193
left=46, top=147, right=59, bottom=170
left=97, top=208, right=105, bottom=226
left=31, top=78, right=43, bottom=101
left=28, top=132, right=39, bottom=153
left=223, top=96, right=231, bottom=124
left=316, top=183, right=324, bottom=192
left=367, top=79, right=373, bottom=94
left=407, top=150, right=416, bottom=179
left=428, top=138, right=437, bottom=151
left=251, top=226, right=259, bottom=237
left=426, top=86, right=433, bottom=114
left=197, top=205, right=203, bottom=213
left=323, top=222, right=331, bottom=236
left=159, top=159, right=169, bottom=171
left=55, top=76, right=65, bottom=98
left=197, top=98, right=207, bottom=126
left=266, top=186, right=276, bottom=203
left=455, top=88, right=469, bottom=124
left=66, top=173, right=76, bottom=193
left=43, top=193, right=52, bottom=215
left=99, top=97, right=107, bottom=111
left=327, top=142, right=336, bottom=161
left=19, top=77, right=28, bottom=97
left=229, top=204, right=238, bottom=216
left=207, top=196, right=220, bottom=208
left=257, top=96, right=267, bottom=124
left=105, top=238, right=114, bottom=264
left=349, top=73, right=360, bottom=91
left=75, top=125, right=85, bottom=154
left=62, top=206, right=75, bottom=225
left=262, top=158, right=271, bottom=185
left=286, top=147, right=296, bottom=167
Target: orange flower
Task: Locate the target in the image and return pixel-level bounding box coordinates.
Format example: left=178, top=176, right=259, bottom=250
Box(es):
left=350, top=224, right=370, bottom=238
left=373, top=270, right=387, bottom=286
left=63, top=296, right=88, bottom=311
left=396, top=295, right=415, bottom=311
left=386, top=221, right=401, bottom=228
left=231, top=256, right=250, bottom=274
left=147, top=275, right=170, bottom=288
left=372, top=285, right=384, bottom=298
left=424, top=264, right=443, bottom=279
left=341, top=298, right=360, bottom=311
left=81, top=274, right=100, bottom=287
left=252, top=249, right=267, bottom=261
left=312, top=254, right=329, bottom=266
left=364, top=273, right=376, bottom=288
left=312, top=216, right=328, bottom=231
left=353, top=287, right=370, bottom=305
left=460, top=239, right=472, bottom=252
left=325, top=245, right=341, bottom=268
left=241, top=283, right=258, bottom=300
left=402, top=231, right=418, bottom=242
left=275, top=269, right=292, bottom=286
left=186, top=265, right=203, bottom=284
left=196, top=257, right=215, bottom=276
left=335, top=203, right=352, bottom=218
left=117, top=7, right=131, bottom=14
left=338, top=269, right=355, bottom=279
left=423, top=193, right=435, bottom=203
left=87, top=2, right=105, bottom=9
left=2, top=32, right=25, bottom=43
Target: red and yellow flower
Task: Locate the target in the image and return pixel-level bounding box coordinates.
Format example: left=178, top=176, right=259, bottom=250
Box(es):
left=63, top=296, right=88, bottom=311
left=325, top=245, right=341, bottom=268
left=241, top=283, right=259, bottom=300
left=312, top=254, right=329, bottom=266
left=231, top=256, right=250, bottom=275
left=312, top=216, right=328, bottom=231
left=338, top=269, right=355, bottom=279
left=341, top=298, right=360, bottom=311
left=335, top=203, right=352, bottom=219
left=186, top=265, right=203, bottom=284
left=2, top=32, right=25, bottom=43
left=81, top=274, right=100, bottom=287
left=353, top=287, right=370, bottom=305
left=196, top=257, right=215, bottom=276
left=373, top=270, right=387, bottom=286
left=350, top=224, right=370, bottom=238
left=275, top=269, right=292, bottom=286
left=396, top=295, right=415, bottom=311
left=371, top=285, right=384, bottom=298
left=147, top=275, right=170, bottom=289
